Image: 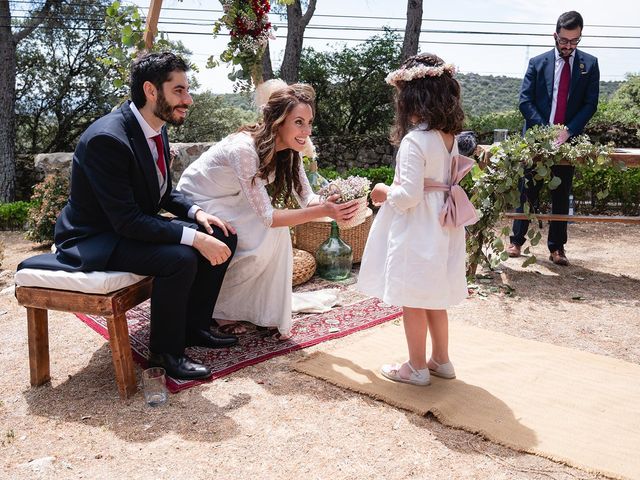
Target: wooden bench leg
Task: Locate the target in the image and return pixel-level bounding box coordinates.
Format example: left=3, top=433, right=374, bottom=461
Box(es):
left=105, top=313, right=137, bottom=399
left=26, top=307, right=50, bottom=386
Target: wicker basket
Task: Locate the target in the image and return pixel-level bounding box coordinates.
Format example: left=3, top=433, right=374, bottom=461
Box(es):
left=292, top=248, right=316, bottom=286
left=293, top=208, right=373, bottom=263
left=336, top=196, right=369, bottom=230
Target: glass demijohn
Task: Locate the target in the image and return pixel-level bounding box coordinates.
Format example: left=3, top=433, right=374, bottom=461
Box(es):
left=316, top=221, right=353, bottom=281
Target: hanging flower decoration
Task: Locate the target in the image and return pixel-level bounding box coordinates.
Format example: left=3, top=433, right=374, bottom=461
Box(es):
left=211, top=0, right=293, bottom=90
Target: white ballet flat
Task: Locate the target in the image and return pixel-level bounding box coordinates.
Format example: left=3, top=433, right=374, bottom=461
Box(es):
left=380, top=362, right=430, bottom=386
left=428, top=359, right=456, bottom=379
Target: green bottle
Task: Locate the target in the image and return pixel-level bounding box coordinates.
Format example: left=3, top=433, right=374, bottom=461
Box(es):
left=316, top=221, right=353, bottom=281
left=306, top=159, right=329, bottom=193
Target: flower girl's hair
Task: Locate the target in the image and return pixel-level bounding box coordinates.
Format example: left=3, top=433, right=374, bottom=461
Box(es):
left=389, top=53, right=465, bottom=145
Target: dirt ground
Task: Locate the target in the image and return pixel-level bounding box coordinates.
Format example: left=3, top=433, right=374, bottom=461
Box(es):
left=1, top=223, right=639, bottom=480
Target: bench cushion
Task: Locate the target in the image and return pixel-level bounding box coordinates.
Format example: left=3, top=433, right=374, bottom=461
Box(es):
left=15, top=254, right=147, bottom=295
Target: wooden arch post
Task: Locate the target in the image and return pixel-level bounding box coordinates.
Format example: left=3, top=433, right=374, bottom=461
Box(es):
left=143, top=0, right=164, bottom=50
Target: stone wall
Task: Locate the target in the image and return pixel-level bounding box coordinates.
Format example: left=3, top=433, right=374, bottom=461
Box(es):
left=313, top=135, right=395, bottom=171
left=17, top=137, right=396, bottom=200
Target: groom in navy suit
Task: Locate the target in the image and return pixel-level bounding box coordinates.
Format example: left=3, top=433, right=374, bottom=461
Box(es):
left=54, top=52, right=238, bottom=379
left=507, top=11, right=599, bottom=265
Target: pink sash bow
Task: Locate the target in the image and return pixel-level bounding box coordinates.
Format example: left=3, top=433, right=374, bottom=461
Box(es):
left=424, top=154, right=479, bottom=228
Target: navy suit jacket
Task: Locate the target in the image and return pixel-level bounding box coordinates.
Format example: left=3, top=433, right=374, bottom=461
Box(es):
left=519, top=48, right=599, bottom=136
left=54, top=101, right=193, bottom=271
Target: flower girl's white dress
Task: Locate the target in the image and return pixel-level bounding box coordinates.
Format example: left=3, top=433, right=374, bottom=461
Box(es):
left=177, top=132, right=318, bottom=335
left=357, top=126, right=468, bottom=309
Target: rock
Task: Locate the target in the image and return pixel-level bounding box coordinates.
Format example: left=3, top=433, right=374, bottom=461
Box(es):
left=18, top=456, right=56, bottom=473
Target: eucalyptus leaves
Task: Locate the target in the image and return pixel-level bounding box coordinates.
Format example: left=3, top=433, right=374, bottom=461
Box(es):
left=466, top=124, right=614, bottom=276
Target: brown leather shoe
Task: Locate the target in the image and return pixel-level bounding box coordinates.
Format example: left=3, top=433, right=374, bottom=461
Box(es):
left=506, top=243, right=521, bottom=258
left=549, top=249, right=569, bottom=266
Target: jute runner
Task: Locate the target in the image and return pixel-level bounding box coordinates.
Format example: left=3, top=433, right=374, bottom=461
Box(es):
left=295, top=321, right=640, bottom=480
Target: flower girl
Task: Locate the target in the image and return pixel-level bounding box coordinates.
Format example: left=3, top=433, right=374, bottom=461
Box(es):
left=357, top=53, right=478, bottom=386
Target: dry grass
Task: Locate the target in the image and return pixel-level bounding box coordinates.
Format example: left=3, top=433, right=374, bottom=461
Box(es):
left=1, top=224, right=638, bottom=480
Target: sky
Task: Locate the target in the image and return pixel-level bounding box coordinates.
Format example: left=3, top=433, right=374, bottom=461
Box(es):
left=130, top=0, right=640, bottom=94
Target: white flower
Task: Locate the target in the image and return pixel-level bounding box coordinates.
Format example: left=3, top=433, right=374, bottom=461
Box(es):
left=385, top=63, right=456, bottom=86
left=318, top=176, right=371, bottom=203
left=301, top=137, right=317, bottom=160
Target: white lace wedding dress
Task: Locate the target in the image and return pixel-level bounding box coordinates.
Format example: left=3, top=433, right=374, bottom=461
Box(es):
left=176, top=132, right=318, bottom=335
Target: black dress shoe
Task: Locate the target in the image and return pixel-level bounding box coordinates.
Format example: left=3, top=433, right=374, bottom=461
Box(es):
left=186, top=329, right=238, bottom=349
left=148, top=352, right=212, bottom=380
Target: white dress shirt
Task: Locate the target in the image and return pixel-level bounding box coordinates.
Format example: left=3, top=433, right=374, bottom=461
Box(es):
left=549, top=49, right=575, bottom=124
left=129, top=102, right=200, bottom=246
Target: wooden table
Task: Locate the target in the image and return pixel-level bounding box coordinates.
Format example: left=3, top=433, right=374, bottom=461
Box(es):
left=475, top=145, right=640, bottom=224
left=476, top=146, right=640, bottom=168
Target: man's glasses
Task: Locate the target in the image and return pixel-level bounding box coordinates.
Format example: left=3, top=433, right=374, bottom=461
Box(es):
left=556, top=34, right=581, bottom=46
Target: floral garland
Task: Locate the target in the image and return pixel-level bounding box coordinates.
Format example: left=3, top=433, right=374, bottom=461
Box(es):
left=385, top=63, right=456, bottom=86
left=212, top=0, right=293, bottom=89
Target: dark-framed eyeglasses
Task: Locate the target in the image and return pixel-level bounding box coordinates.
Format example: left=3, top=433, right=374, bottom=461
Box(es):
left=556, top=34, right=581, bottom=46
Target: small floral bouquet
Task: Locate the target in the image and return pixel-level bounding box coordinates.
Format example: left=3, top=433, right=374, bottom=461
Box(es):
left=318, top=176, right=371, bottom=229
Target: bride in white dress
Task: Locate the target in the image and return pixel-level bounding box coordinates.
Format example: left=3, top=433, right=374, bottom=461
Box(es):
left=177, top=81, right=358, bottom=338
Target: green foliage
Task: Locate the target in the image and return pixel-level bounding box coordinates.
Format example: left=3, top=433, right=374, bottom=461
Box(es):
left=592, top=75, right=640, bottom=127
left=457, top=73, right=620, bottom=117
left=465, top=110, right=525, bottom=145
left=15, top=1, right=124, bottom=154
left=170, top=91, right=257, bottom=142
left=298, top=30, right=402, bottom=137
left=466, top=125, right=614, bottom=276
left=102, top=1, right=186, bottom=92
left=0, top=202, right=32, bottom=231
left=317, top=166, right=394, bottom=189
left=458, top=73, right=520, bottom=117
left=573, top=165, right=640, bottom=215
left=26, top=175, right=70, bottom=245
left=102, top=1, right=147, bottom=89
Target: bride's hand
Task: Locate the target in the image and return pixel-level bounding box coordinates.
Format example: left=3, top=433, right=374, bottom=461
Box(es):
left=324, top=194, right=359, bottom=221
left=195, top=209, right=236, bottom=236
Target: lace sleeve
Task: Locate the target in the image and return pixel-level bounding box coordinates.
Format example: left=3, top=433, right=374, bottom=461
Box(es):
left=292, top=159, right=321, bottom=207
left=228, top=136, right=275, bottom=227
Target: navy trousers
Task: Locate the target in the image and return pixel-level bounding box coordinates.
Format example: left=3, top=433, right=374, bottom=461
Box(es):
left=106, top=220, right=237, bottom=355
left=510, top=165, right=574, bottom=252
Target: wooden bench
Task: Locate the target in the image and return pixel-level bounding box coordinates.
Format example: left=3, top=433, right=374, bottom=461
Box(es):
left=14, top=259, right=152, bottom=399
left=477, top=145, right=640, bottom=224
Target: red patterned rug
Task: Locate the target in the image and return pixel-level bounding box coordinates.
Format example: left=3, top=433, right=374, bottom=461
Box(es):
left=75, top=279, right=401, bottom=392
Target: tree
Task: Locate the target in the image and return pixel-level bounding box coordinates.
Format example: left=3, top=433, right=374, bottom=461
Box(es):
left=298, top=30, right=402, bottom=137
left=279, top=0, right=316, bottom=83
left=401, top=0, right=423, bottom=61
left=15, top=1, right=126, bottom=156
left=0, top=0, right=57, bottom=202
left=170, top=91, right=257, bottom=143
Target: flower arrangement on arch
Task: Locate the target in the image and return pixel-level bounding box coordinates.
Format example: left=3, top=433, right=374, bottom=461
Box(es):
left=211, top=0, right=293, bottom=89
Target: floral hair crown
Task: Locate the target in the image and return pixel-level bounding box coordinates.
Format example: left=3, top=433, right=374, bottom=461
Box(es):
left=385, top=63, right=456, bottom=86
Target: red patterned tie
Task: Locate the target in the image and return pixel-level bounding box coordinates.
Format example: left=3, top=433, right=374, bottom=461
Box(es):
left=151, top=135, right=167, bottom=179
left=553, top=57, right=571, bottom=125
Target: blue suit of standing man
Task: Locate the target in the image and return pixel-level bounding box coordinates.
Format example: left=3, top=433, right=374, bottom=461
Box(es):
left=507, top=11, right=600, bottom=266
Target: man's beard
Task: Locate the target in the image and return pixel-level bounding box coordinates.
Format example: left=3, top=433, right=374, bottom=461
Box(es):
left=555, top=40, right=574, bottom=59
left=154, top=91, right=188, bottom=126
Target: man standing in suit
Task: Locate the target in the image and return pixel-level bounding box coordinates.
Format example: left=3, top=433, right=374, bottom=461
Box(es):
left=507, top=11, right=600, bottom=265
left=54, top=52, right=238, bottom=380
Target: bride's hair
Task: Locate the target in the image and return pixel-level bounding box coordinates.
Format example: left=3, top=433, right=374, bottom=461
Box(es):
left=390, top=53, right=465, bottom=145
left=239, top=81, right=316, bottom=204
